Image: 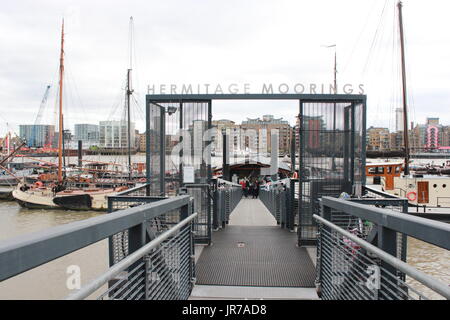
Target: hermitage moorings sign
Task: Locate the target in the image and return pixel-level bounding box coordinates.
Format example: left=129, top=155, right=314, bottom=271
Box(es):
left=147, top=82, right=365, bottom=95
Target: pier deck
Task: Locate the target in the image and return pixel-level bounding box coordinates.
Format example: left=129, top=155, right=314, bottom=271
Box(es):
left=191, top=198, right=317, bottom=299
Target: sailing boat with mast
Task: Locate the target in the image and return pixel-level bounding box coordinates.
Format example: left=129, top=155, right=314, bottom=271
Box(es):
left=372, top=1, right=450, bottom=209
left=54, top=17, right=141, bottom=209
left=12, top=20, right=130, bottom=211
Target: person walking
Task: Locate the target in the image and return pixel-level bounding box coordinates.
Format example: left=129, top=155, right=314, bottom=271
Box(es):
left=255, top=180, right=260, bottom=199
left=240, top=179, right=247, bottom=198
left=245, top=179, right=250, bottom=198
left=250, top=181, right=256, bottom=199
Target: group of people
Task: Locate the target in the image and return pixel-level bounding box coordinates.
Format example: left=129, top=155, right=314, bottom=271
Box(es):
left=239, top=178, right=261, bottom=199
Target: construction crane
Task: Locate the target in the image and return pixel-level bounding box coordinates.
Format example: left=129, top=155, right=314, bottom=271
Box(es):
left=34, top=85, right=51, bottom=126
left=30, top=85, right=51, bottom=147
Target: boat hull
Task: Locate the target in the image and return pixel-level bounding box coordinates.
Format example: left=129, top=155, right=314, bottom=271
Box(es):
left=12, top=188, right=61, bottom=209
left=53, top=190, right=116, bottom=211
left=12, top=184, right=124, bottom=211
left=53, top=194, right=93, bottom=211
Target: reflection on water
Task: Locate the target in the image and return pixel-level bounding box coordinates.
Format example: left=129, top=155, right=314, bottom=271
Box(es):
left=0, top=199, right=448, bottom=299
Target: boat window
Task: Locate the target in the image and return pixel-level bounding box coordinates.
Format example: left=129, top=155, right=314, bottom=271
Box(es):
left=395, top=166, right=400, bottom=173
left=443, top=184, right=447, bottom=188
left=368, top=167, right=376, bottom=174
left=377, top=167, right=385, bottom=174
left=433, top=184, right=437, bottom=188
left=387, top=167, right=392, bottom=174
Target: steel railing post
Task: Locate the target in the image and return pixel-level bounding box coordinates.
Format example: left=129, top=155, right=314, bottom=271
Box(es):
left=213, top=189, right=219, bottom=230
left=317, top=201, right=332, bottom=298
left=378, top=225, right=400, bottom=299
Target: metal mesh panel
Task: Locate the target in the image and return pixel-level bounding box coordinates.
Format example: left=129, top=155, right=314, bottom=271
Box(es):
left=316, top=223, right=446, bottom=300
left=108, top=185, right=169, bottom=265
left=319, top=201, right=409, bottom=284
left=181, top=101, right=211, bottom=184
left=164, top=102, right=182, bottom=196
left=357, top=189, right=409, bottom=265
left=289, top=179, right=299, bottom=229
left=299, top=101, right=366, bottom=245
left=98, top=213, right=193, bottom=300
left=108, top=185, right=166, bottom=212
left=185, top=185, right=211, bottom=244
left=213, top=180, right=242, bottom=229
left=111, top=231, right=130, bottom=264
left=148, top=103, right=164, bottom=196
left=144, top=223, right=193, bottom=300
left=259, top=180, right=294, bottom=228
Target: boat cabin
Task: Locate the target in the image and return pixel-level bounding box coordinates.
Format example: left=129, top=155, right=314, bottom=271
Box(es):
left=365, top=161, right=403, bottom=190
left=383, top=175, right=450, bottom=208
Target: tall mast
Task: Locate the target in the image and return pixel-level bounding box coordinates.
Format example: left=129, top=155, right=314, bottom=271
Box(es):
left=127, top=68, right=133, bottom=180
left=333, top=47, right=337, bottom=93
left=58, top=19, right=65, bottom=183
left=398, top=1, right=410, bottom=175
left=126, top=17, right=134, bottom=180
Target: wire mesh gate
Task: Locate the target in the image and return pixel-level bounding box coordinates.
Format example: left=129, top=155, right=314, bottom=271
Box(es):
left=146, top=98, right=213, bottom=244
left=182, top=184, right=212, bottom=244
left=298, top=98, right=366, bottom=246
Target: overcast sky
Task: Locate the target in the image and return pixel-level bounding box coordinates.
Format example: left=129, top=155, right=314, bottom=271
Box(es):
left=1, top=0, right=449, bottom=136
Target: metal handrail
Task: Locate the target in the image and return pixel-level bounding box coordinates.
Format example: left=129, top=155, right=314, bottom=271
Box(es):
left=313, top=214, right=450, bottom=299
left=0, top=195, right=192, bottom=281
left=66, top=212, right=198, bottom=300
left=217, top=178, right=241, bottom=188
left=321, top=197, right=450, bottom=250
left=364, top=185, right=400, bottom=199
left=115, top=183, right=149, bottom=196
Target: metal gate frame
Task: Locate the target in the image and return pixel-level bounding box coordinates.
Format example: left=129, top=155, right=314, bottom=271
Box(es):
left=146, top=102, right=166, bottom=197
left=146, top=94, right=366, bottom=246
left=146, top=97, right=213, bottom=243
left=298, top=97, right=366, bottom=246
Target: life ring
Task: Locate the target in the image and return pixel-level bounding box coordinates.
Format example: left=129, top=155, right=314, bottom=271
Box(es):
left=407, top=192, right=417, bottom=202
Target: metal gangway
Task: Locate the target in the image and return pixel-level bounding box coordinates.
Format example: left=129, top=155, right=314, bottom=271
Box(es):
left=0, top=182, right=449, bottom=300
left=1, top=93, right=449, bottom=300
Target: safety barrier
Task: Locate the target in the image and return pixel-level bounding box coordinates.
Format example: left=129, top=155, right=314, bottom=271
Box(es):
left=67, top=212, right=198, bottom=300
left=315, top=196, right=450, bottom=300
left=213, top=178, right=243, bottom=229
left=259, top=179, right=295, bottom=230
left=181, top=184, right=212, bottom=245
left=0, top=194, right=196, bottom=300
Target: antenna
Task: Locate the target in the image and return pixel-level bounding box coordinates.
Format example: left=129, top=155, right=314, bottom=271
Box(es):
left=322, top=44, right=337, bottom=93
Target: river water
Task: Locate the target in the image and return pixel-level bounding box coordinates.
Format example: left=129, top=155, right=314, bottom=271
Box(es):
left=0, top=155, right=448, bottom=299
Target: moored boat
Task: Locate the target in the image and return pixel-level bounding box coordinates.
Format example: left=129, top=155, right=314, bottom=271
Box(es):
left=12, top=183, right=128, bottom=210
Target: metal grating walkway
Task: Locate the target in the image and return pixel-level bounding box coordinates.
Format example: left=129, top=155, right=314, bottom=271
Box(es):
left=195, top=199, right=316, bottom=287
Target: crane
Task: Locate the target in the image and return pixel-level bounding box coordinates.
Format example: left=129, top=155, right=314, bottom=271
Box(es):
left=34, top=85, right=51, bottom=126
left=30, top=85, right=51, bottom=147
